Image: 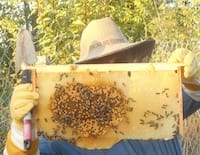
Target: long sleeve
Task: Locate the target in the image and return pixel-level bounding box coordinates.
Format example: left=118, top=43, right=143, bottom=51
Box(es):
left=4, top=122, right=39, bottom=155
left=4, top=131, right=39, bottom=155
left=182, top=88, right=200, bottom=119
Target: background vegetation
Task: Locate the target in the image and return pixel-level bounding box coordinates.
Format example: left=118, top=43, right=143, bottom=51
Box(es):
left=0, top=0, right=199, bottom=154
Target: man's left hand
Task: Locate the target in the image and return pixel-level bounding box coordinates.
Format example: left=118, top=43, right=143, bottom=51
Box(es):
left=168, top=48, right=200, bottom=90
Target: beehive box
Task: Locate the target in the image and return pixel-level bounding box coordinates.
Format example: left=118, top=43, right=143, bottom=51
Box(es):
left=31, top=63, right=183, bottom=149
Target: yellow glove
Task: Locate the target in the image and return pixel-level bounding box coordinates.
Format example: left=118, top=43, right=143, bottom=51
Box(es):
left=10, top=83, right=39, bottom=130
left=168, top=48, right=200, bottom=90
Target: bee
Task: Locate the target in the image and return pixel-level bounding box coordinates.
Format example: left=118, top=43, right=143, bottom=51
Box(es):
left=119, top=131, right=125, bottom=135
left=37, top=131, right=44, bottom=136
left=44, top=118, right=48, bottom=123
left=172, top=124, right=176, bottom=128
left=126, top=107, right=133, bottom=112
left=161, top=104, right=168, bottom=109
left=72, top=77, right=75, bottom=82
left=128, top=71, right=131, bottom=77
left=89, top=71, right=94, bottom=76
left=59, top=73, right=68, bottom=81
left=140, top=119, right=145, bottom=124
left=70, top=64, right=78, bottom=71
left=154, top=124, right=159, bottom=130
left=128, top=97, right=136, bottom=102
left=122, top=82, right=126, bottom=87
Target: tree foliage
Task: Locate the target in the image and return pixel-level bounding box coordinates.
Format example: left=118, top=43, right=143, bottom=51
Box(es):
left=0, top=1, right=25, bottom=104
left=1, top=0, right=199, bottom=65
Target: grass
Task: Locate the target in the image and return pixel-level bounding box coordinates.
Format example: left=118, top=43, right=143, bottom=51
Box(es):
left=181, top=110, right=200, bottom=155
left=0, top=105, right=10, bottom=153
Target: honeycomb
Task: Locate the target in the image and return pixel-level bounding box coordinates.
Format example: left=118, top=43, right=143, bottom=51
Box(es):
left=50, top=82, right=129, bottom=137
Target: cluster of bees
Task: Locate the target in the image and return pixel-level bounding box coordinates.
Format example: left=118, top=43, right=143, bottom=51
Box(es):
left=50, top=82, right=129, bottom=137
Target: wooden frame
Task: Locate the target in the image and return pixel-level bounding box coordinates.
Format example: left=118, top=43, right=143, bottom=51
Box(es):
left=30, top=63, right=183, bottom=149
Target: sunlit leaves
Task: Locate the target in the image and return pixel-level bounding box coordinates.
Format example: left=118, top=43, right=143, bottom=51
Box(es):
left=1, top=0, right=199, bottom=65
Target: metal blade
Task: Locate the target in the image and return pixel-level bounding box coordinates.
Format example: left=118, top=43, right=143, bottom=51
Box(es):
left=15, top=29, right=37, bottom=73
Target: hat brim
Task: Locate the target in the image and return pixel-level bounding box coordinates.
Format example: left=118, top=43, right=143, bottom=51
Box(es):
left=76, top=38, right=155, bottom=64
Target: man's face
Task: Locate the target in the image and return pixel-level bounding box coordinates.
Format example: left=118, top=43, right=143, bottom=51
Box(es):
left=78, top=48, right=151, bottom=64
left=84, top=53, right=142, bottom=64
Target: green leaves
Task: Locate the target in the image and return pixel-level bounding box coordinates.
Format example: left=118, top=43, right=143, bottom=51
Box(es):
left=1, top=0, right=200, bottom=65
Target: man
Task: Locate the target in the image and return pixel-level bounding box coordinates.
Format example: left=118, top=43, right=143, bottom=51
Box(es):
left=4, top=17, right=200, bottom=155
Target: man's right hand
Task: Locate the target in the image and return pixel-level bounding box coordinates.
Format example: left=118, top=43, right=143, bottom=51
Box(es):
left=10, top=84, right=39, bottom=130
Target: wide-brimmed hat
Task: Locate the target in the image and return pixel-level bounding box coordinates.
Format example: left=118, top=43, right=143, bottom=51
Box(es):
left=76, top=17, right=155, bottom=64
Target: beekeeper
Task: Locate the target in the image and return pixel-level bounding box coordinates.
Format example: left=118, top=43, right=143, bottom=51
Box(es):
left=4, top=17, right=200, bottom=155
